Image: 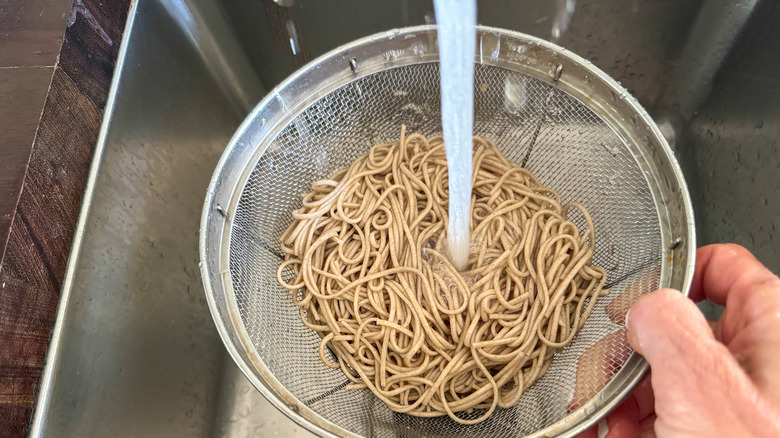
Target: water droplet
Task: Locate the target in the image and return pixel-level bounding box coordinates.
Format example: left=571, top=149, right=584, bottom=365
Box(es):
left=490, top=37, right=501, bottom=60
left=285, top=20, right=300, bottom=56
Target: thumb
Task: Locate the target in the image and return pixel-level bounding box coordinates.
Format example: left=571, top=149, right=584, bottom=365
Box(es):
left=626, top=289, right=758, bottom=437
left=626, top=288, right=715, bottom=362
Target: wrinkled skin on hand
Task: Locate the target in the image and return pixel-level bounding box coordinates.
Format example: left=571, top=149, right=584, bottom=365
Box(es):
left=579, top=244, right=780, bottom=437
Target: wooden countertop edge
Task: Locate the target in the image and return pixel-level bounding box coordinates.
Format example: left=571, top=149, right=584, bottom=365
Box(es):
left=0, top=0, right=131, bottom=436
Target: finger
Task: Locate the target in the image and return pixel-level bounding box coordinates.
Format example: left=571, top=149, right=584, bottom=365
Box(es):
left=690, top=243, right=779, bottom=305
left=631, top=374, right=655, bottom=421
left=718, top=270, right=780, bottom=344
left=574, top=425, right=599, bottom=438
left=627, top=289, right=716, bottom=358
left=638, top=413, right=656, bottom=438
left=626, top=289, right=768, bottom=436
left=692, top=246, right=780, bottom=404
left=706, top=318, right=717, bottom=334
left=605, top=398, right=640, bottom=438
left=721, top=285, right=780, bottom=405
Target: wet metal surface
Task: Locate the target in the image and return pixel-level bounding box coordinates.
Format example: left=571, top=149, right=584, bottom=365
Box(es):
left=30, top=0, right=311, bottom=436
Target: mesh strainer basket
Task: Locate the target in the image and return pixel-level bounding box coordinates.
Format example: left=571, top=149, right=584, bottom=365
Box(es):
left=199, top=26, right=695, bottom=437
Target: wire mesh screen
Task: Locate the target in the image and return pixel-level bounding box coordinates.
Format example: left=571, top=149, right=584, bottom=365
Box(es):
left=228, top=63, right=662, bottom=437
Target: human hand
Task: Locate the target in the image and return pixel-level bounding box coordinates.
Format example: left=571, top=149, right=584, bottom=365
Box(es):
left=580, top=244, right=780, bottom=437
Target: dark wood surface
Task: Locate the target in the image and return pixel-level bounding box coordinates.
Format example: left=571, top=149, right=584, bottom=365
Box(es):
left=0, top=0, right=72, bottom=67
left=0, top=0, right=72, bottom=259
left=0, top=66, right=54, bottom=253
left=0, top=0, right=130, bottom=435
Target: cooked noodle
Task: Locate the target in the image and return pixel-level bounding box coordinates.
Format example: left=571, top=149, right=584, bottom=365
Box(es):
left=277, top=126, right=607, bottom=424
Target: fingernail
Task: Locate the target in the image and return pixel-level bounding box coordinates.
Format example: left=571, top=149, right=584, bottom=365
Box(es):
left=597, top=417, right=609, bottom=438
left=625, top=306, right=642, bottom=354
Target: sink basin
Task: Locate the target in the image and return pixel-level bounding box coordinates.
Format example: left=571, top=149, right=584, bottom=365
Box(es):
left=29, top=1, right=312, bottom=435
left=30, top=0, right=779, bottom=436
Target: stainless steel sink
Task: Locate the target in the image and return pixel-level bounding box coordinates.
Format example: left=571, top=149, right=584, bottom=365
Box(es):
left=30, top=0, right=779, bottom=436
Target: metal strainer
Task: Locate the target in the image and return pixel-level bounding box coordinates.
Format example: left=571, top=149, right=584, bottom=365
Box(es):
left=200, top=26, right=695, bottom=437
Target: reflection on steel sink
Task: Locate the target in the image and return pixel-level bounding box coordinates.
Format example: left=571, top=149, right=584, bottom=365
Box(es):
left=30, top=0, right=779, bottom=436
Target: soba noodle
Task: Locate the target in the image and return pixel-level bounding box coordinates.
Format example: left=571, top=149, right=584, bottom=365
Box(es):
left=277, top=126, right=607, bottom=424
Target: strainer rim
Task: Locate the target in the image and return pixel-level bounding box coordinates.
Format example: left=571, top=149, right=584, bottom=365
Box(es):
left=200, top=24, right=695, bottom=438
